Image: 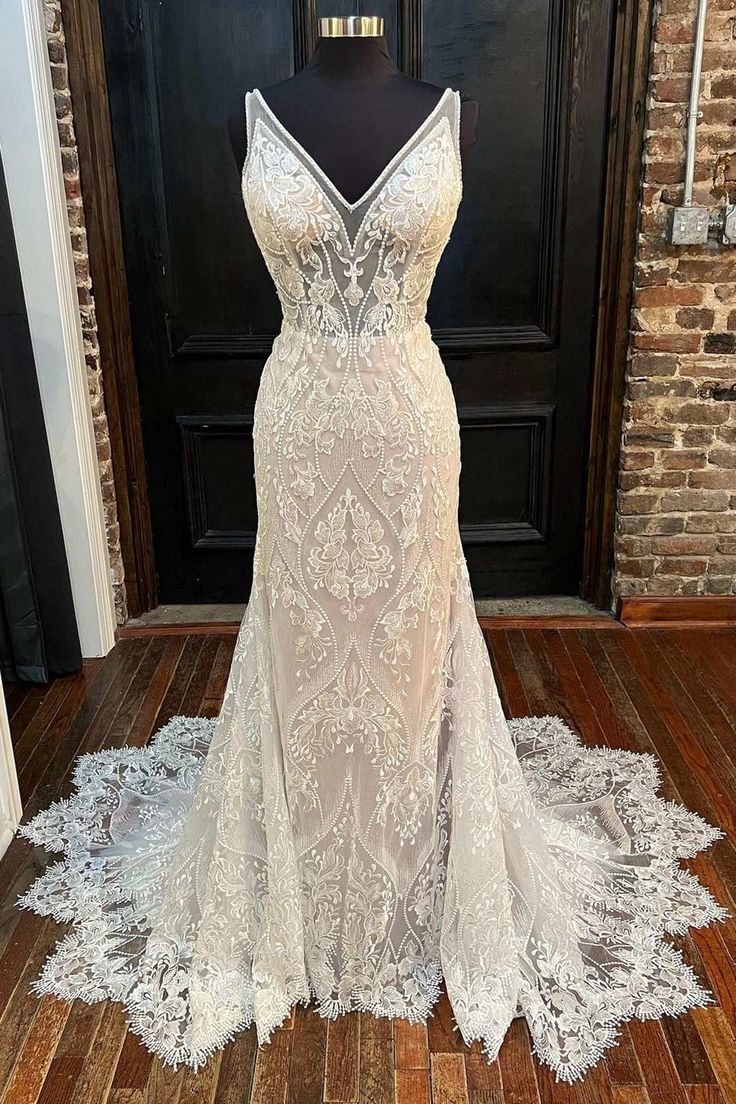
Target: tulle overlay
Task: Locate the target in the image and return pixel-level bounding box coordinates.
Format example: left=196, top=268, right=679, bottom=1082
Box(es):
left=18, top=86, right=727, bottom=1083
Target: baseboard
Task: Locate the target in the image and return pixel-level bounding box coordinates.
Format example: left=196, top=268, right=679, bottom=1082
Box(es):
left=117, top=621, right=240, bottom=638
left=476, top=615, right=620, bottom=630
left=618, top=596, right=736, bottom=628
left=119, top=613, right=620, bottom=639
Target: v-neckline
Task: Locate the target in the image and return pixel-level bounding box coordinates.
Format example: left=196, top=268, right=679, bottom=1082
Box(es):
left=252, top=86, right=453, bottom=214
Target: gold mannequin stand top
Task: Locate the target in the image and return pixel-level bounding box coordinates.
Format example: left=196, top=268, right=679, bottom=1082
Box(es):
left=318, top=16, right=385, bottom=37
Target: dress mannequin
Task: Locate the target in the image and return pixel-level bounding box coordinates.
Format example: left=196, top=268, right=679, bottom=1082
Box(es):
left=230, top=24, right=479, bottom=199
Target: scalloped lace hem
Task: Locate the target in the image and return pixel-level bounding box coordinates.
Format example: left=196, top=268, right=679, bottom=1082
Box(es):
left=17, top=715, right=728, bottom=1083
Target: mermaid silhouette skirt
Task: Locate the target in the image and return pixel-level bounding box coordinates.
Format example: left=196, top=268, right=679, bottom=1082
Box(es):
left=18, top=87, right=726, bottom=1081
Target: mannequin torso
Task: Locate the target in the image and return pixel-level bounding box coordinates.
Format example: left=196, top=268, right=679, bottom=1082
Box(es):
left=230, top=36, right=479, bottom=201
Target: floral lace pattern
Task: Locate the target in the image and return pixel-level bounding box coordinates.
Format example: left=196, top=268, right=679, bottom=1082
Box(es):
left=18, top=86, right=727, bottom=1083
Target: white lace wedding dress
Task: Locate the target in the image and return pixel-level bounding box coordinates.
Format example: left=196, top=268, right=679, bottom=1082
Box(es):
left=19, top=87, right=727, bottom=1083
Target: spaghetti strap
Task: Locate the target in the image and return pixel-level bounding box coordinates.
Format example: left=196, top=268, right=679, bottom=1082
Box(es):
left=242, top=89, right=256, bottom=173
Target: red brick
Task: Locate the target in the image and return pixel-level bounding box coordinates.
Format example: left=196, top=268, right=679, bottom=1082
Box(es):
left=655, top=18, right=696, bottom=44
left=703, top=45, right=736, bottom=69
left=620, top=470, right=685, bottom=491
left=616, top=557, right=657, bottom=578
left=676, top=258, right=736, bottom=283
left=624, top=426, right=677, bottom=447
left=700, top=101, right=736, bottom=127
left=706, top=555, right=736, bottom=575
left=702, top=576, right=734, bottom=594
left=632, top=333, right=702, bottom=353
left=49, top=63, right=68, bottom=91
left=661, top=490, right=730, bottom=511
left=705, top=10, right=736, bottom=41
left=704, top=332, right=736, bottom=354
left=681, top=427, right=716, bottom=446
left=53, top=89, right=72, bottom=120
left=618, top=515, right=685, bottom=536
left=47, top=38, right=64, bottom=64
left=658, top=0, right=699, bottom=13
left=63, top=174, right=81, bottom=201
left=676, top=308, right=715, bottom=329
left=647, top=106, right=686, bottom=130
left=56, top=120, right=75, bottom=146
left=701, top=129, right=736, bottom=154
left=664, top=45, right=697, bottom=74
left=685, top=515, right=719, bottom=533
left=635, top=285, right=704, bottom=307
left=665, top=401, right=729, bottom=425
left=620, top=451, right=656, bottom=471
left=628, top=379, right=696, bottom=400
left=651, top=78, right=691, bottom=103
left=616, top=537, right=652, bottom=557
left=656, top=558, right=709, bottom=575
left=637, top=235, right=670, bottom=261
left=644, top=161, right=686, bottom=185
left=661, top=450, right=708, bottom=470
left=653, top=536, right=717, bottom=555
left=60, top=147, right=79, bottom=174
left=707, top=447, right=736, bottom=467
left=688, top=470, right=736, bottom=490
left=629, top=353, right=679, bottom=377
left=646, top=134, right=685, bottom=159
left=685, top=360, right=736, bottom=379
left=635, top=265, right=674, bottom=288
left=617, top=493, right=661, bottom=516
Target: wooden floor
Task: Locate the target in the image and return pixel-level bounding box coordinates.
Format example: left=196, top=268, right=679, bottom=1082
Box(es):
left=1, top=625, right=736, bottom=1104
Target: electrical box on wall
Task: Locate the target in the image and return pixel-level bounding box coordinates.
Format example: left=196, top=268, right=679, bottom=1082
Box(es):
left=722, top=205, right=736, bottom=245
left=666, top=205, right=736, bottom=247
left=667, top=206, right=710, bottom=245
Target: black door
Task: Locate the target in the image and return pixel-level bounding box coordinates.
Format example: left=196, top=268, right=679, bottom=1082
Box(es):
left=100, top=0, right=614, bottom=603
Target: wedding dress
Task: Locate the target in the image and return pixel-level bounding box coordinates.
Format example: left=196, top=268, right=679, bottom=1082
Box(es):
left=18, top=87, right=726, bottom=1083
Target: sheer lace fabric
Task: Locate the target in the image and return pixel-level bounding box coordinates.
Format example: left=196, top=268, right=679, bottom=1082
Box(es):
left=18, top=87, right=726, bottom=1082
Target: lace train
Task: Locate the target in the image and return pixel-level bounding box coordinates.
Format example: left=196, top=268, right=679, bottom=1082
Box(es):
left=18, top=711, right=726, bottom=1082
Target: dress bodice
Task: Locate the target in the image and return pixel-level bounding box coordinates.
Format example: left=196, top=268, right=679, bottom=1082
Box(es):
left=241, top=87, right=462, bottom=354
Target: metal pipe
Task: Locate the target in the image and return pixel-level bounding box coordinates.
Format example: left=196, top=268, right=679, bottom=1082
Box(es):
left=683, top=0, right=708, bottom=207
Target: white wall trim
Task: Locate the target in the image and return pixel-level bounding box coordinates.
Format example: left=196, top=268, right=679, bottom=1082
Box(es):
left=0, top=688, right=22, bottom=857
left=0, top=0, right=117, bottom=656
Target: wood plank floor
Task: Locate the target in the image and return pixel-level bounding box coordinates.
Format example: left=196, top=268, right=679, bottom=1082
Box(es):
left=1, top=626, right=736, bottom=1104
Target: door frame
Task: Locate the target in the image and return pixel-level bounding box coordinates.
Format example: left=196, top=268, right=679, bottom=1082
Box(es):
left=62, top=0, right=654, bottom=615
left=62, top=0, right=157, bottom=619
left=582, top=0, right=654, bottom=609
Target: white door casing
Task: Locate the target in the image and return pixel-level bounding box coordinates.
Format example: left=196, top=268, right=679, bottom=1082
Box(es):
left=0, top=0, right=117, bottom=658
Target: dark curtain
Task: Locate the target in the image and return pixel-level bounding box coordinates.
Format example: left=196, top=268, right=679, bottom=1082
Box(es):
left=0, top=156, right=82, bottom=683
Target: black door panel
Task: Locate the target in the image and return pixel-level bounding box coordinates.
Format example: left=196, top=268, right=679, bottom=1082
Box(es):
left=100, top=0, right=612, bottom=601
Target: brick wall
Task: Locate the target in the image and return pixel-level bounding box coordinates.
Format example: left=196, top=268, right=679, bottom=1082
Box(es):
left=45, top=0, right=127, bottom=623
left=614, top=0, right=736, bottom=600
